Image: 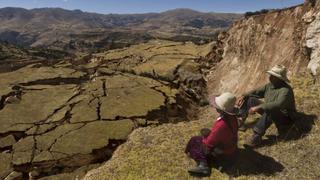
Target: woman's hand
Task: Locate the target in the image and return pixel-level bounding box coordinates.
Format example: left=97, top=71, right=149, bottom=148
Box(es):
left=200, top=128, right=211, bottom=138
left=202, top=144, right=210, bottom=155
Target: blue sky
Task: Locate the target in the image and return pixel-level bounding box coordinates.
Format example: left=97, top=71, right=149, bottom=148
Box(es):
left=0, top=0, right=304, bottom=14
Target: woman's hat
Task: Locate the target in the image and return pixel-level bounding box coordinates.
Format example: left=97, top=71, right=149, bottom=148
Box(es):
left=210, top=92, right=237, bottom=115
left=266, top=65, right=290, bottom=83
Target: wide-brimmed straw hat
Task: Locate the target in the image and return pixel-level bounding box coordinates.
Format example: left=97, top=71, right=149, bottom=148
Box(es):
left=210, top=92, right=237, bottom=115
left=266, top=65, right=290, bottom=83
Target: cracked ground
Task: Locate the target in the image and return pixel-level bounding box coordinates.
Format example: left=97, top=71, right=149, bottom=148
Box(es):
left=0, top=40, right=213, bottom=179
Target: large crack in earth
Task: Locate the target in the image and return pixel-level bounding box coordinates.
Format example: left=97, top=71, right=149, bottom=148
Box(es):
left=4, top=76, right=199, bottom=179
left=19, top=76, right=90, bottom=86
left=0, top=40, right=211, bottom=179
left=12, top=139, right=126, bottom=179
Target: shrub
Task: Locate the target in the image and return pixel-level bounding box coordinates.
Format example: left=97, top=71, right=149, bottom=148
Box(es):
left=245, top=9, right=270, bottom=18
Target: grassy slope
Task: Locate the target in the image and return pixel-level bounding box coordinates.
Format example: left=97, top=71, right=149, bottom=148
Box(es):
left=84, top=73, right=320, bottom=180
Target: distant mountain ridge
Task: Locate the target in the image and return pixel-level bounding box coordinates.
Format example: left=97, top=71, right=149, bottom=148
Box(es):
left=0, top=7, right=241, bottom=50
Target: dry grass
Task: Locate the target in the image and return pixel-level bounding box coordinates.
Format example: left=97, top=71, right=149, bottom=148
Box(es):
left=84, top=73, right=320, bottom=180
left=94, top=40, right=212, bottom=63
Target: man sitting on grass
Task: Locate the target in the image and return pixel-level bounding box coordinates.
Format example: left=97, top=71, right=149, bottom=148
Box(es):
left=237, top=65, right=296, bottom=147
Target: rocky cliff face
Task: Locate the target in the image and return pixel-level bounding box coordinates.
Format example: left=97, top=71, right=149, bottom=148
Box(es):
left=208, top=3, right=315, bottom=95
left=306, top=0, right=320, bottom=81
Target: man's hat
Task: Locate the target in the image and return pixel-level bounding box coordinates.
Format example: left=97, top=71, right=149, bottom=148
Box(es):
left=266, top=65, right=290, bottom=83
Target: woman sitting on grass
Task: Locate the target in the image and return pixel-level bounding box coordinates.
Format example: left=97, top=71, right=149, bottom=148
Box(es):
left=185, top=92, right=239, bottom=176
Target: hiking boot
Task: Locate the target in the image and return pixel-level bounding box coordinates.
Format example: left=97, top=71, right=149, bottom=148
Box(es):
left=188, top=161, right=210, bottom=176
left=246, top=133, right=262, bottom=147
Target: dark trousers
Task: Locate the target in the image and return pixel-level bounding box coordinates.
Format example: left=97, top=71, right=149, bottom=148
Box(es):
left=185, top=136, right=207, bottom=163
left=239, top=97, right=292, bottom=135
left=254, top=110, right=292, bottom=135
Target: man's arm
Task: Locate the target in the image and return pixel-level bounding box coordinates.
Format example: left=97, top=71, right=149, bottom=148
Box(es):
left=244, top=84, right=267, bottom=98
left=260, top=88, right=291, bottom=111
left=237, top=84, right=267, bottom=107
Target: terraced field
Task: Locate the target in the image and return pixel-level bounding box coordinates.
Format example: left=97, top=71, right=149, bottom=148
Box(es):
left=0, top=40, right=213, bottom=179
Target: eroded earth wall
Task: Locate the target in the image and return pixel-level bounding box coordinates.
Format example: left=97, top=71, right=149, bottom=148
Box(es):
left=208, top=3, right=316, bottom=95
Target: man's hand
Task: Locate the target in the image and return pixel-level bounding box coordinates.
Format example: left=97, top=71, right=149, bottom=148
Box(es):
left=249, top=106, right=261, bottom=114
left=236, top=95, right=246, bottom=107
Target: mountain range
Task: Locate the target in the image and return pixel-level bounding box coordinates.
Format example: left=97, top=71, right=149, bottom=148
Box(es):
left=0, top=7, right=241, bottom=50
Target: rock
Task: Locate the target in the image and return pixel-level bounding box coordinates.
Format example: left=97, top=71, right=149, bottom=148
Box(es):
left=303, top=10, right=315, bottom=23
left=26, top=124, right=57, bottom=135
left=3, top=171, right=23, bottom=180
left=97, top=68, right=116, bottom=76
left=0, top=65, right=84, bottom=89
left=0, top=153, right=13, bottom=179
left=28, top=169, right=40, bottom=180
left=100, top=82, right=165, bottom=119
left=4, top=171, right=23, bottom=180
left=0, top=40, right=208, bottom=178
left=4, top=96, right=21, bottom=104
left=12, top=120, right=134, bottom=169
left=46, top=106, right=72, bottom=123
left=69, top=100, right=98, bottom=123
left=0, top=135, right=16, bottom=149
left=38, top=164, right=100, bottom=180
left=12, top=136, right=34, bottom=165
left=0, top=85, right=77, bottom=133
left=306, top=12, right=320, bottom=76
left=51, top=120, right=134, bottom=155
left=33, top=123, right=85, bottom=162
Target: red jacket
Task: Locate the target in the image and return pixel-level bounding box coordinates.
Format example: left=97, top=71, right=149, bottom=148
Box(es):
left=202, top=115, right=238, bottom=156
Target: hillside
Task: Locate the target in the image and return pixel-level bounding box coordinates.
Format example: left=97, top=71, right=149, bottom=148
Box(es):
left=1, top=1, right=320, bottom=180
left=0, top=40, right=214, bottom=180
left=0, top=42, right=28, bottom=60
left=84, top=1, right=320, bottom=180
left=0, top=7, right=241, bottom=50
left=84, top=74, right=320, bottom=180
left=0, top=42, right=69, bottom=73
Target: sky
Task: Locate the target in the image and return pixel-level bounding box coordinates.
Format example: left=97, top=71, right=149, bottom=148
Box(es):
left=0, top=0, right=304, bottom=14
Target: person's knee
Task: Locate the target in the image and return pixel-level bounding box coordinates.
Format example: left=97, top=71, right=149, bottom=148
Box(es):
left=253, top=113, right=271, bottom=135
left=253, top=126, right=264, bottom=135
